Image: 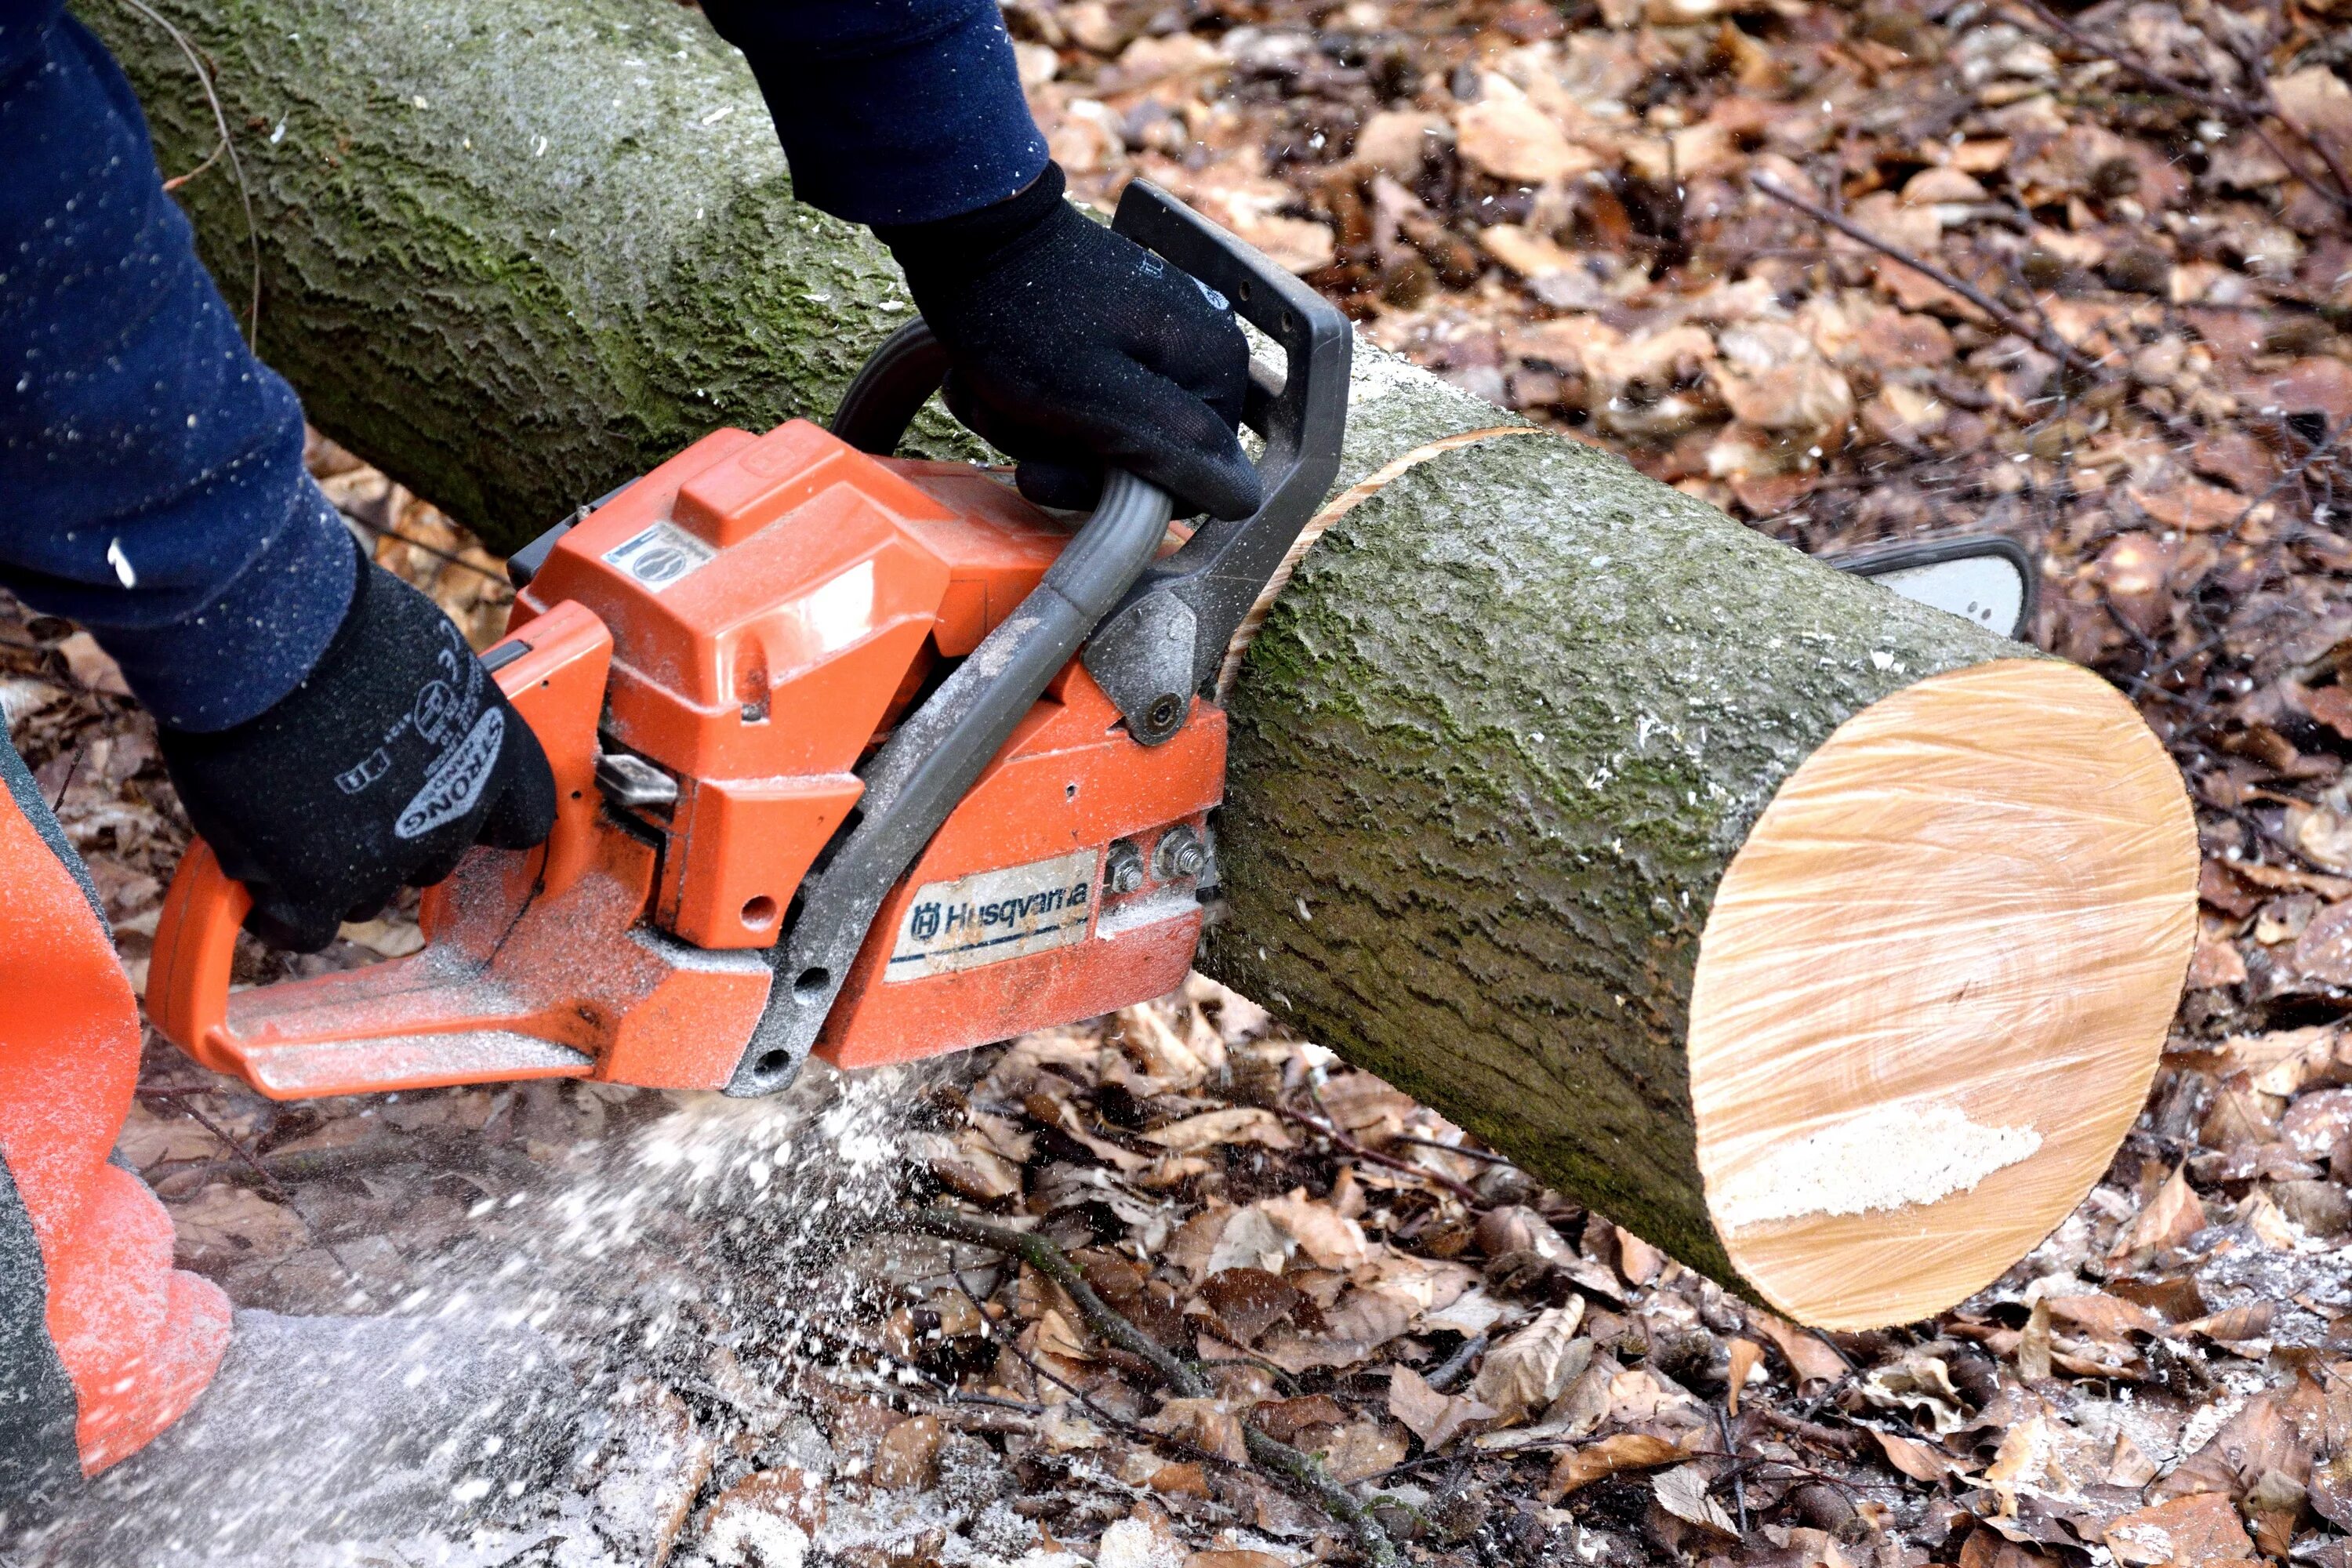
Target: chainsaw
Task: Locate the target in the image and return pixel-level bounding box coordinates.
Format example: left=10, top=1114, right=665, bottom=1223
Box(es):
left=145, top=180, right=1352, bottom=1101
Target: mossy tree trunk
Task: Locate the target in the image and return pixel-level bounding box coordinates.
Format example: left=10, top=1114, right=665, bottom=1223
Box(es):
left=81, top=0, right=2194, bottom=1325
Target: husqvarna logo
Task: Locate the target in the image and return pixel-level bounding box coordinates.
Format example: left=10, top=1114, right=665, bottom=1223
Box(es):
left=395, top=708, right=503, bottom=840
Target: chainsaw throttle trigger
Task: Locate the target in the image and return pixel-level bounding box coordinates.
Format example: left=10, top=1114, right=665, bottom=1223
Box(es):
left=1080, top=179, right=1352, bottom=745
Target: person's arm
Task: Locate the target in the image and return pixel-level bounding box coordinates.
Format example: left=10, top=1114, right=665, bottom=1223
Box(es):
left=701, top=0, right=1262, bottom=521
left=1, top=0, right=354, bottom=733
left=2, top=2, right=554, bottom=951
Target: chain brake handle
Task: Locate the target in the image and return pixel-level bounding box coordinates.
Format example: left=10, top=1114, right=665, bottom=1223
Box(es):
left=1080, top=180, right=1352, bottom=745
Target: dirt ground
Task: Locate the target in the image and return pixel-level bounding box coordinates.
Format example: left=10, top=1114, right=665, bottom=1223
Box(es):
left=4, top=0, right=2352, bottom=1561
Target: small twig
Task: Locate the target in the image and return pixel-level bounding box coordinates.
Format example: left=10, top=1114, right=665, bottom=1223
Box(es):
left=159, top=139, right=225, bottom=194
left=116, top=0, right=263, bottom=346
left=1751, top=173, right=2109, bottom=384
left=1424, top=1333, right=1489, bottom=1394
left=909, top=1207, right=1406, bottom=1568
left=340, top=511, right=514, bottom=588
left=1717, top=1402, right=1748, bottom=1534
left=47, top=745, right=82, bottom=813
left=1385, top=1132, right=1518, bottom=1167
left=1272, top=1100, right=1486, bottom=1208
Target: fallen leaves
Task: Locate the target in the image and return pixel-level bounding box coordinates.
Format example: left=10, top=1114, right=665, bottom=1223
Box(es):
left=1385, top=1365, right=1497, bottom=1450
left=1469, top=1301, right=1588, bottom=1421
left=1542, top=1432, right=1690, bottom=1501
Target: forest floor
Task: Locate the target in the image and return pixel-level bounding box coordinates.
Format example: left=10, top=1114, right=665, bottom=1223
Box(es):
left=5, top=0, right=2352, bottom=1563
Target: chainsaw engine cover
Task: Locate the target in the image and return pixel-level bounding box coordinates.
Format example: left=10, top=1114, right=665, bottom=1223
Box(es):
left=513, top=422, right=1221, bottom=1071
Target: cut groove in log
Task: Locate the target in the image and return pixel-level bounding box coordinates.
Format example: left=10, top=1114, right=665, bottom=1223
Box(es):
left=1688, top=660, right=2196, bottom=1328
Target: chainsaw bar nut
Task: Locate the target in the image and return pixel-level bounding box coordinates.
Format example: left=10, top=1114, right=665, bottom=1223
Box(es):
left=1105, top=840, right=1147, bottom=896
left=1153, top=826, right=1207, bottom=881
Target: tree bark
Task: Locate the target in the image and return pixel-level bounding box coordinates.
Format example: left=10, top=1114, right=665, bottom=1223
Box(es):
left=82, top=0, right=2198, bottom=1327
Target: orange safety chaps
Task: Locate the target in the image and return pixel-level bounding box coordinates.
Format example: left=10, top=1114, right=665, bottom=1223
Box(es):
left=0, top=731, right=226, bottom=1507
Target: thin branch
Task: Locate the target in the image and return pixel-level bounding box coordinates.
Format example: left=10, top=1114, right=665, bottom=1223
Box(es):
left=1751, top=173, right=2110, bottom=384
left=907, top=1207, right=1406, bottom=1568
left=1274, top=1098, right=1486, bottom=1208
left=340, top=510, right=514, bottom=588
left=1385, top=1131, right=1518, bottom=1167
left=116, top=0, right=263, bottom=345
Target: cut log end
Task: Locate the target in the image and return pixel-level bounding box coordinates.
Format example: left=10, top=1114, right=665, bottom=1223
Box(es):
left=1688, top=659, right=2198, bottom=1330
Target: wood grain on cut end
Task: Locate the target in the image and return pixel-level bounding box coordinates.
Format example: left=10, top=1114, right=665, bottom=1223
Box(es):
left=1687, top=660, right=2197, bottom=1329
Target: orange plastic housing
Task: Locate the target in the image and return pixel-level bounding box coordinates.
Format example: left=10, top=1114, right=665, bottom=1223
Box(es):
left=147, top=419, right=1228, bottom=1097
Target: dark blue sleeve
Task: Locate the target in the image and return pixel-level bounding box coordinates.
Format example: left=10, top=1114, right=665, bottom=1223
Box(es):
left=0, top=0, right=356, bottom=734
left=699, top=0, right=1051, bottom=227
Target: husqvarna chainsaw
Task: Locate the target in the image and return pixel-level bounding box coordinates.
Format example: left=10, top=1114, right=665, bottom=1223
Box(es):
left=142, top=182, right=2037, bottom=1103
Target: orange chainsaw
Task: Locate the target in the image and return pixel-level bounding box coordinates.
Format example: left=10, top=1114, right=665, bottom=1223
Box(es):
left=144, top=182, right=1351, bottom=1102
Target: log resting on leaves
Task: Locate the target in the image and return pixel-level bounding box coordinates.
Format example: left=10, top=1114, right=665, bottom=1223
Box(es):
left=89, top=0, right=2198, bottom=1329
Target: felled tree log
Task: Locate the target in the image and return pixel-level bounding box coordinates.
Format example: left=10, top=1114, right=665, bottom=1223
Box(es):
left=87, top=0, right=2198, bottom=1328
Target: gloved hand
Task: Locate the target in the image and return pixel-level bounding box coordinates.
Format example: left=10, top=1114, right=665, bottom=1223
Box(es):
left=158, top=545, right=557, bottom=951
left=876, top=162, right=1260, bottom=521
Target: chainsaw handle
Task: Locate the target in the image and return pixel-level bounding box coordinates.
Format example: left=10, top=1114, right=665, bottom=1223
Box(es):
left=147, top=603, right=616, bottom=1074
left=833, top=182, right=1351, bottom=746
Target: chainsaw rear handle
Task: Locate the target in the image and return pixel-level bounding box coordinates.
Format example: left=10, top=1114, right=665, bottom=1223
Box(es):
left=148, top=608, right=609, bottom=1076
left=831, top=180, right=1352, bottom=747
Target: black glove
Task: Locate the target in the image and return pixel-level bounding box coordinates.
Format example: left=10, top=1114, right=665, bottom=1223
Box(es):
left=876, top=162, right=1261, bottom=521
left=158, top=544, right=557, bottom=952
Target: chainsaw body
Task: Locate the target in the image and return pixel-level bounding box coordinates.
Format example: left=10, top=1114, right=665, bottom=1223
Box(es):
left=147, top=182, right=1351, bottom=1100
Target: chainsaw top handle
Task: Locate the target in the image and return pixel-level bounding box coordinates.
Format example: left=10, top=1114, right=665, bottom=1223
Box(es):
left=831, top=178, right=1352, bottom=747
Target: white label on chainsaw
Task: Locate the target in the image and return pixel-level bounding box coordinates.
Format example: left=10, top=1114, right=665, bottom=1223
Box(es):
left=602, top=522, right=717, bottom=591
left=885, top=850, right=1095, bottom=982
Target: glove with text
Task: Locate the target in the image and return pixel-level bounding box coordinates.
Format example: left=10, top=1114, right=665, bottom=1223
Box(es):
left=877, top=162, right=1261, bottom=521
left=159, top=546, right=557, bottom=952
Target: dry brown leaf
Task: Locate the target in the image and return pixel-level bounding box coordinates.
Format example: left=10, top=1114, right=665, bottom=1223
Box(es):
left=1034, top=1306, right=1094, bottom=1362
left=2110, top=1165, right=2205, bottom=1260
left=1145, top=1108, right=1294, bottom=1154
left=1726, top=1338, right=1762, bottom=1416
left=1142, top=1397, right=1250, bottom=1464
left=169, top=1181, right=307, bottom=1269
left=1315, top=1418, right=1410, bottom=1483
left=1260, top=1189, right=1369, bottom=1271
left=1751, top=1311, right=1848, bottom=1386
left=1203, top=1205, right=1295, bottom=1277
left=2045, top=1292, right=2165, bottom=1341
left=2017, top=1299, right=2054, bottom=1383
left=1872, top=1427, right=1965, bottom=1481
left=1387, top=1364, right=1500, bottom=1450
left=1651, top=1463, right=1739, bottom=1537
left=1470, top=1301, right=1588, bottom=1421
left=2106, top=1493, right=2258, bottom=1567
left=1193, top=1268, right=1301, bottom=1344
left=1541, top=1432, right=1687, bottom=1501
left=1859, top=1351, right=1965, bottom=1433
left=1454, top=81, right=1599, bottom=183
left=871, top=1414, right=946, bottom=1490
